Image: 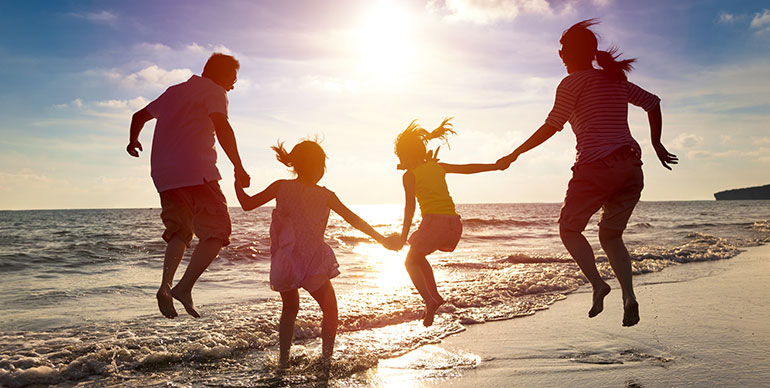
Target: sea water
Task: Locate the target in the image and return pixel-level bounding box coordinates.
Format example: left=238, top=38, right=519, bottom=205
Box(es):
left=0, top=201, right=768, bottom=386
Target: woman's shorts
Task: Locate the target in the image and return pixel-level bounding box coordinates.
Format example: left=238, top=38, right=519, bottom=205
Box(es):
left=408, top=214, right=462, bottom=254
left=558, top=146, right=644, bottom=233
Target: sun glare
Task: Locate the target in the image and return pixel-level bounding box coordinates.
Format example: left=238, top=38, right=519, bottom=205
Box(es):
left=357, top=1, right=415, bottom=85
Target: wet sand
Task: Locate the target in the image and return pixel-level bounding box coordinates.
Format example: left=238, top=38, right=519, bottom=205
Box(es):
left=369, top=244, right=770, bottom=387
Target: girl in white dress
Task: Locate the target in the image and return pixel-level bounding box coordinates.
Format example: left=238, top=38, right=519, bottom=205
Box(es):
left=234, top=139, right=397, bottom=369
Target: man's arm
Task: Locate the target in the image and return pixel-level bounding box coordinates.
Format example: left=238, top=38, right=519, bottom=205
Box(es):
left=440, top=163, right=502, bottom=174
left=126, top=108, right=153, bottom=157
left=210, top=112, right=250, bottom=187
left=647, top=104, right=678, bottom=170
left=496, top=123, right=559, bottom=169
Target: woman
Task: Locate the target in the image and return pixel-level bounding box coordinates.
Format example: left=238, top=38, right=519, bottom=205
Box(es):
left=497, top=19, right=677, bottom=326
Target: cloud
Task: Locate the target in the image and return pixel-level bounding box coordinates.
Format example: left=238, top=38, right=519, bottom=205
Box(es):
left=717, top=11, right=736, bottom=24
left=751, top=9, right=770, bottom=34
left=94, top=96, right=149, bottom=111
left=670, top=133, right=704, bottom=150
left=67, top=10, right=117, bottom=25
left=427, top=0, right=556, bottom=24
left=104, top=65, right=193, bottom=90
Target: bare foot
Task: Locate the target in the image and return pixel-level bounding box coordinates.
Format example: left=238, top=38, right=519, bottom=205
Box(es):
left=588, top=283, right=611, bottom=318
left=156, top=285, right=178, bottom=319
left=170, top=286, right=200, bottom=318
left=422, top=297, right=445, bottom=327
left=622, top=299, right=640, bottom=327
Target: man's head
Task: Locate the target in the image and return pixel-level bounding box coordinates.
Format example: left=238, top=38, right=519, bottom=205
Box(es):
left=202, top=53, right=240, bottom=91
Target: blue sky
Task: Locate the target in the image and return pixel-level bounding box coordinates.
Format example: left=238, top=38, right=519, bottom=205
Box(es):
left=1, top=0, right=769, bottom=209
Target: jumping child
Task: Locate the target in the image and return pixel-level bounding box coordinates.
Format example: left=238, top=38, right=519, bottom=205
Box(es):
left=393, top=118, right=503, bottom=326
left=234, top=139, right=398, bottom=369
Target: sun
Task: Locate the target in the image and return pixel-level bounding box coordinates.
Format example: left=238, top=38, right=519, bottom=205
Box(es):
left=356, top=1, right=415, bottom=85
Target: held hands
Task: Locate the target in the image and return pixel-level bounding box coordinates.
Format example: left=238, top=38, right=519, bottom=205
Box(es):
left=382, top=234, right=404, bottom=251
left=235, top=167, right=251, bottom=188
left=653, top=143, right=678, bottom=170
left=126, top=140, right=143, bottom=157
left=495, top=152, right=518, bottom=170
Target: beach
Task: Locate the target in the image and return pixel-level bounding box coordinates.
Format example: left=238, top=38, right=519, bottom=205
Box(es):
left=1, top=202, right=768, bottom=387
left=366, top=244, right=770, bottom=388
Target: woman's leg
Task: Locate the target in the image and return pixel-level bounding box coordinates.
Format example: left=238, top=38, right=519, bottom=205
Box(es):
left=279, top=290, right=300, bottom=369
left=405, top=248, right=444, bottom=326
left=309, top=280, right=338, bottom=362
left=599, top=227, right=639, bottom=326
left=560, top=227, right=611, bottom=317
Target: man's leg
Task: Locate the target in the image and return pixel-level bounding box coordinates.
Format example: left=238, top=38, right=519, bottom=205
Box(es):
left=157, top=236, right=186, bottom=318
left=171, top=237, right=224, bottom=318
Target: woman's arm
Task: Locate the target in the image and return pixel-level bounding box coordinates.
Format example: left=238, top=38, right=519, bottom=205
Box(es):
left=647, top=104, right=678, bottom=170
left=328, top=193, right=386, bottom=244
left=496, top=123, right=559, bottom=169
left=439, top=163, right=502, bottom=174
left=235, top=180, right=280, bottom=211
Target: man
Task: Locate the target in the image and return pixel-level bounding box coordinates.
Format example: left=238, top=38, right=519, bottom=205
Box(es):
left=127, top=53, right=250, bottom=319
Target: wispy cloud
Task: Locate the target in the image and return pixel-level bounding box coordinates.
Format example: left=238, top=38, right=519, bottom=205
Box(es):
left=67, top=10, right=117, bottom=25
left=427, top=0, right=556, bottom=24
left=717, top=11, right=736, bottom=24
left=102, top=65, right=193, bottom=90
left=750, top=9, right=770, bottom=34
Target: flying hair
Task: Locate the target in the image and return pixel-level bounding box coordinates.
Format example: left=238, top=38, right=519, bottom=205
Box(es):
left=561, top=18, right=636, bottom=81
left=270, top=137, right=327, bottom=178
left=395, top=117, right=456, bottom=163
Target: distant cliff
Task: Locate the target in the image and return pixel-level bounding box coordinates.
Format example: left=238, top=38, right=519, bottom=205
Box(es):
left=714, top=184, right=770, bottom=200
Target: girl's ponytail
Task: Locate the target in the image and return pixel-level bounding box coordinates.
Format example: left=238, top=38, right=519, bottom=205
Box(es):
left=426, top=117, right=456, bottom=144
left=595, top=47, right=636, bottom=81
left=271, top=141, right=292, bottom=167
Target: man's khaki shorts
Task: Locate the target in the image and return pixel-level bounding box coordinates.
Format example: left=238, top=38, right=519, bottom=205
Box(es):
left=159, top=181, right=231, bottom=246
left=558, top=146, right=644, bottom=233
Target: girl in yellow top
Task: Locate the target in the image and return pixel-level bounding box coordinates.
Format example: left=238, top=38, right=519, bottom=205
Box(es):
left=394, top=118, right=503, bottom=326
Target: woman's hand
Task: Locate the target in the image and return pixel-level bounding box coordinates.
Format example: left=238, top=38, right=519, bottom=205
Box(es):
left=653, top=143, right=678, bottom=170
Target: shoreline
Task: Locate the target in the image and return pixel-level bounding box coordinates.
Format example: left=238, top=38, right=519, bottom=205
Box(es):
left=362, top=244, right=770, bottom=387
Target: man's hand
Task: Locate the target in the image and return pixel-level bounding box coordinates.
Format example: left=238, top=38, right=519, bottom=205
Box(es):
left=235, top=167, right=251, bottom=188
left=653, top=143, right=678, bottom=170
left=126, top=140, right=143, bottom=157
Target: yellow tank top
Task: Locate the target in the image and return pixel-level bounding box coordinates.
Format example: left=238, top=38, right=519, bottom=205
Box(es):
left=412, top=161, right=457, bottom=215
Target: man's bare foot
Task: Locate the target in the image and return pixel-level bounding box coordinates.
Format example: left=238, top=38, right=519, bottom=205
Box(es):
left=423, top=297, right=445, bottom=327
left=170, top=286, right=200, bottom=318
left=588, top=283, right=611, bottom=318
left=156, top=285, right=178, bottom=319
left=622, top=299, right=639, bottom=327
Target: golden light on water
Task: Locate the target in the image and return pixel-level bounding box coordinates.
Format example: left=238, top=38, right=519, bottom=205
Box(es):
left=353, top=243, right=411, bottom=290
left=356, top=0, right=415, bottom=85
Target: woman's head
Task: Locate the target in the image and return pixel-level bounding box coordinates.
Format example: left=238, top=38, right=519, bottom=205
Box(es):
left=559, top=18, right=636, bottom=80
left=272, top=139, right=327, bottom=183
left=394, top=117, right=455, bottom=166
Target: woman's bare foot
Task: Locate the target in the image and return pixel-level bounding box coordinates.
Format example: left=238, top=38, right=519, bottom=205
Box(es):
left=423, top=296, right=445, bottom=327
left=170, top=286, right=200, bottom=318
left=588, top=283, right=611, bottom=318
left=622, top=298, right=639, bottom=327
left=156, top=285, right=178, bottom=319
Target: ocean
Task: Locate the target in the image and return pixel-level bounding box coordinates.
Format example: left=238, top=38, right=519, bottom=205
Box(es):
left=1, top=201, right=768, bottom=387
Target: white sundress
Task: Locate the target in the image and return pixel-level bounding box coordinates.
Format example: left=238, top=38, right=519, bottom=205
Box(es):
left=269, top=180, right=339, bottom=292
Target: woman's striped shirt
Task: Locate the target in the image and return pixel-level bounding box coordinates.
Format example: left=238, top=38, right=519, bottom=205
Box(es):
left=545, top=69, right=660, bottom=166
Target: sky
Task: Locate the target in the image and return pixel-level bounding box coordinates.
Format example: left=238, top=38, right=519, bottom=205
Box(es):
left=0, top=0, right=768, bottom=210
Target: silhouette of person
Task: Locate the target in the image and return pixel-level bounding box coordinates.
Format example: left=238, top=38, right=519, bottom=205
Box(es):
left=126, top=53, right=251, bottom=319
left=234, top=139, right=399, bottom=369
left=393, top=118, right=504, bottom=326
left=497, top=19, right=677, bottom=326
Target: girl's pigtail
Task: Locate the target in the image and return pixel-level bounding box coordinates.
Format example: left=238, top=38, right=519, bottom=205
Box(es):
left=595, top=46, right=636, bottom=81
left=271, top=141, right=292, bottom=167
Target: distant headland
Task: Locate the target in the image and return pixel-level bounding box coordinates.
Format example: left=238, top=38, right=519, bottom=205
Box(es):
left=714, top=184, right=770, bottom=200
